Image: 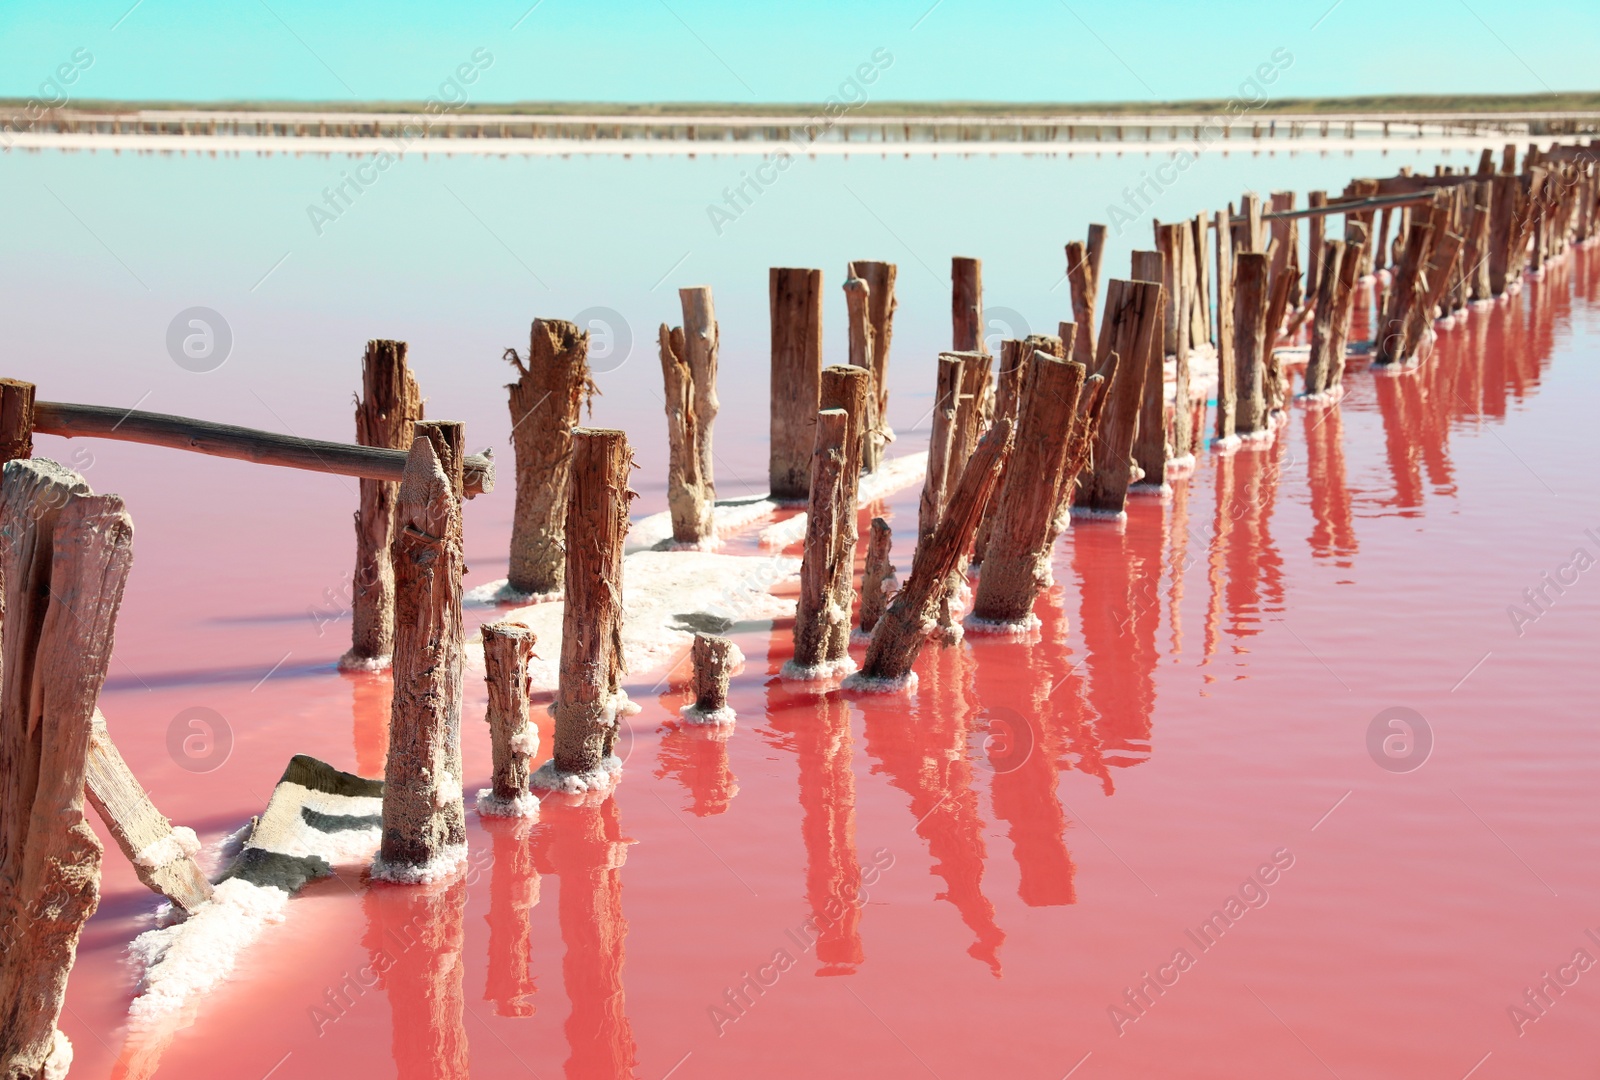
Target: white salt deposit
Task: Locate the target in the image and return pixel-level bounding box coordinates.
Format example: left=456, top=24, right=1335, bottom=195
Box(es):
left=433, top=771, right=461, bottom=808
left=336, top=652, right=391, bottom=673
left=42, top=1030, right=71, bottom=1080
left=509, top=726, right=539, bottom=757
left=625, top=494, right=778, bottom=553
left=529, top=754, right=624, bottom=795
left=1070, top=505, right=1128, bottom=523
left=779, top=656, right=858, bottom=682
left=133, top=826, right=201, bottom=869
left=962, top=612, right=1041, bottom=638
left=841, top=670, right=919, bottom=694
left=475, top=788, right=541, bottom=819
left=759, top=453, right=928, bottom=549
left=370, top=842, right=469, bottom=885
left=680, top=702, right=737, bottom=725
left=463, top=580, right=561, bottom=608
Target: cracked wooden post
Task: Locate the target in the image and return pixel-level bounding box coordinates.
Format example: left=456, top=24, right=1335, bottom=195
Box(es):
left=1328, top=236, right=1367, bottom=392
left=0, top=462, right=133, bottom=1080
left=376, top=421, right=467, bottom=881
left=1263, top=263, right=1296, bottom=415
left=952, top=256, right=984, bottom=352
left=1047, top=359, right=1111, bottom=548
left=1376, top=215, right=1434, bottom=364
left=858, top=517, right=895, bottom=637
left=1232, top=253, right=1271, bottom=438
left=683, top=633, right=739, bottom=724
left=658, top=287, right=719, bottom=546
left=1066, top=225, right=1107, bottom=368
left=1079, top=279, right=1163, bottom=515
left=534, top=428, right=633, bottom=792
left=976, top=335, right=1062, bottom=564
left=847, top=419, right=1012, bottom=690
left=1306, top=192, right=1329, bottom=304
left=1303, top=240, right=1347, bottom=399
left=477, top=620, right=539, bottom=819
left=0, top=379, right=36, bottom=463
left=85, top=712, right=211, bottom=913
left=819, top=365, right=869, bottom=663
left=1214, top=208, right=1238, bottom=445
left=1169, top=223, right=1195, bottom=468
left=848, top=260, right=898, bottom=471
left=970, top=352, right=1085, bottom=630
left=786, top=409, right=851, bottom=680
left=916, top=356, right=963, bottom=557
left=770, top=267, right=823, bottom=502
left=1131, top=249, right=1168, bottom=492
left=1398, top=229, right=1465, bottom=365
left=843, top=274, right=880, bottom=473
left=1191, top=214, right=1212, bottom=347
left=343, top=339, right=423, bottom=672
left=506, top=319, right=594, bottom=598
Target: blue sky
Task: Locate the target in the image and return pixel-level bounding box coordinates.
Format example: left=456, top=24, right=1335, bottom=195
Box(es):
left=1, top=0, right=1594, bottom=105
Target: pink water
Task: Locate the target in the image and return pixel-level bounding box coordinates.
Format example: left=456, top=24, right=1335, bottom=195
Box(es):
left=19, top=197, right=1600, bottom=1077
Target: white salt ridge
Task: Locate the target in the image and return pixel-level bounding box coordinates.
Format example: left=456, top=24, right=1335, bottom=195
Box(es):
left=336, top=652, right=391, bottom=673
left=962, top=612, right=1041, bottom=638
left=1212, top=433, right=1243, bottom=453
left=509, top=727, right=539, bottom=757
left=371, top=842, right=469, bottom=885
left=529, top=753, right=623, bottom=795
left=1167, top=454, right=1196, bottom=474
left=126, top=877, right=290, bottom=1027
left=625, top=495, right=777, bottom=554
left=841, top=670, right=919, bottom=694
left=464, top=580, right=561, bottom=608
left=1070, top=505, right=1128, bottom=523
left=759, top=453, right=929, bottom=549
left=133, top=826, right=201, bottom=869
left=779, top=656, right=858, bottom=682
left=475, top=788, right=541, bottom=819
left=680, top=702, right=737, bottom=725
left=1296, top=385, right=1346, bottom=407
left=466, top=551, right=799, bottom=693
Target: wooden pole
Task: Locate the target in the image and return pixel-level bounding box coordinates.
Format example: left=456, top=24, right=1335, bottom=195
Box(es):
left=1306, top=192, right=1328, bottom=302
left=787, top=409, right=851, bottom=679
left=916, top=357, right=962, bottom=556
left=858, top=517, right=895, bottom=637
left=343, top=339, right=424, bottom=672
left=32, top=401, right=493, bottom=496
left=974, top=335, right=1062, bottom=563
left=478, top=620, right=539, bottom=818
left=0, top=464, right=132, bottom=1080
left=770, top=267, right=824, bottom=502
left=819, top=365, right=870, bottom=662
left=1328, top=237, right=1367, bottom=392
left=1079, top=279, right=1163, bottom=515
left=1190, top=214, right=1212, bottom=347
left=1232, top=253, right=1271, bottom=438
left=537, top=428, right=633, bottom=791
left=952, top=257, right=984, bottom=353
left=1130, top=250, right=1168, bottom=491
left=847, top=259, right=898, bottom=469
left=1214, top=208, right=1238, bottom=445
left=842, top=274, right=882, bottom=473
left=970, top=353, right=1085, bottom=628
left=1303, top=240, right=1347, bottom=398
left=506, top=319, right=594, bottom=597
left=1170, top=222, right=1195, bottom=466
left=848, top=418, right=1013, bottom=690
left=683, top=633, right=738, bottom=724
left=376, top=421, right=467, bottom=880
left=1066, top=225, right=1106, bottom=368
left=0, top=379, right=35, bottom=463
left=658, top=286, right=720, bottom=546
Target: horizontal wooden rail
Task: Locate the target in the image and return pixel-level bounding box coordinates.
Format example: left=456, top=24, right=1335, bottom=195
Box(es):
left=34, top=401, right=493, bottom=497
left=1261, top=191, right=1438, bottom=222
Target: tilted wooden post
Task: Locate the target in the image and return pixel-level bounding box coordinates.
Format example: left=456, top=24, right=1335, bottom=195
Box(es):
left=975, top=335, right=1062, bottom=563
left=1079, top=279, right=1163, bottom=515
left=1232, top=253, right=1271, bottom=438
left=376, top=422, right=467, bottom=881
left=506, top=319, right=593, bottom=598
left=1328, top=237, right=1367, bottom=392
left=858, top=517, right=895, bottom=637
left=786, top=409, right=852, bottom=679
left=658, top=287, right=719, bottom=546
left=682, top=633, right=739, bottom=724
left=343, top=339, right=423, bottom=672
left=0, top=461, right=133, bottom=1079
left=1214, top=208, right=1238, bottom=446
left=534, top=428, right=633, bottom=791
left=0, top=379, right=36, bottom=463
left=477, top=620, right=539, bottom=819
left=770, top=268, right=823, bottom=502
left=847, top=259, right=898, bottom=471
left=846, top=419, right=1012, bottom=690
left=969, top=352, right=1085, bottom=630
left=952, top=256, right=984, bottom=352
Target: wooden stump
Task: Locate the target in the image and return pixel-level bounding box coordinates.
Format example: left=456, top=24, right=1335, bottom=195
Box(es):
left=848, top=419, right=1013, bottom=689
left=1169, top=223, right=1195, bottom=465
left=658, top=288, right=719, bottom=545
left=842, top=275, right=882, bottom=472
left=1232, top=253, right=1271, bottom=437
left=344, top=339, right=423, bottom=671
left=952, top=257, right=984, bottom=352
left=858, top=517, right=895, bottom=636
left=506, top=319, right=594, bottom=597
left=0, top=380, right=36, bottom=463
left=478, top=620, right=539, bottom=818
left=787, top=409, right=852, bottom=679
left=683, top=633, right=739, bottom=724
left=0, top=463, right=133, bottom=1080
left=536, top=428, right=633, bottom=792
left=820, top=366, right=870, bottom=662
left=1303, top=241, right=1347, bottom=398
left=1066, top=226, right=1106, bottom=368
left=770, top=267, right=824, bottom=502
left=377, top=422, right=467, bottom=880
left=1079, top=279, right=1164, bottom=515
left=970, top=352, right=1085, bottom=628
left=1214, top=208, right=1238, bottom=444
left=847, top=260, right=898, bottom=469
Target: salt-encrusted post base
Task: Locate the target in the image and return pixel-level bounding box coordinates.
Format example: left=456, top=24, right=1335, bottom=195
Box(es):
left=477, top=619, right=540, bottom=820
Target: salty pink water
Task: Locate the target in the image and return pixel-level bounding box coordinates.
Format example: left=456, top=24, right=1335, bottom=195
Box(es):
left=23, top=223, right=1600, bottom=1076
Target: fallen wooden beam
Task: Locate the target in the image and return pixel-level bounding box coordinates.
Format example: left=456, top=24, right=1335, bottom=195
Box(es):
left=33, top=399, right=493, bottom=497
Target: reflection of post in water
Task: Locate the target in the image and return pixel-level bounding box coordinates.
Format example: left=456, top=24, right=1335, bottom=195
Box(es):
left=531, top=800, right=637, bottom=1079
left=1411, top=342, right=1457, bottom=497
left=654, top=721, right=740, bottom=817
left=363, top=876, right=471, bottom=1080
left=482, top=816, right=540, bottom=1017
left=348, top=671, right=392, bottom=778
left=1223, top=449, right=1286, bottom=638
left=1202, top=452, right=1235, bottom=669
left=1034, top=583, right=1109, bottom=795
left=1166, top=475, right=1191, bottom=656
left=969, top=608, right=1075, bottom=907
left=1374, top=373, right=1423, bottom=509
left=1305, top=406, right=1357, bottom=563
left=858, top=643, right=1006, bottom=974
left=1071, top=510, right=1159, bottom=772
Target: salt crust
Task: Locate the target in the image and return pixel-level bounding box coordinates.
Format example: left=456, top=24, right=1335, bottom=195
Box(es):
left=779, top=656, right=858, bottom=682
left=509, top=727, right=539, bottom=756
left=42, top=1031, right=71, bottom=1080
left=434, top=771, right=462, bottom=809
left=840, top=670, right=919, bottom=694
left=1070, top=505, right=1128, bottom=522
left=1127, top=481, right=1172, bottom=499
left=962, top=612, right=1041, bottom=638
left=464, top=580, right=561, bottom=608
left=371, top=842, right=469, bottom=885
left=336, top=651, right=391, bottom=673
left=133, top=826, right=201, bottom=869
left=758, top=453, right=929, bottom=549
left=475, top=788, right=541, bottom=819
left=679, top=703, right=737, bottom=726
left=529, top=754, right=623, bottom=795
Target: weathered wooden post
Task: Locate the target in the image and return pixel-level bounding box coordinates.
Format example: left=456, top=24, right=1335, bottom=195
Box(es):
left=847, top=259, right=898, bottom=471
left=0, top=379, right=36, bottom=462
left=0, top=461, right=133, bottom=1080
left=343, top=339, right=423, bottom=671
left=658, top=287, right=720, bottom=546
left=532, top=428, right=634, bottom=792
left=1328, top=237, right=1367, bottom=392
left=770, top=268, right=824, bottom=502
left=376, top=421, right=467, bottom=881
left=1130, top=250, right=1169, bottom=492
left=1214, top=208, right=1238, bottom=446
left=1306, top=192, right=1328, bottom=302
left=1232, top=253, right=1271, bottom=438
left=969, top=352, right=1085, bottom=631
left=1066, top=225, right=1107, bottom=368
left=682, top=633, right=739, bottom=724
left=1079, top=279, right=1163, bottom=515
left=786, top=409, right=852, bottom=679
left=819, top=364, right=870, bottom=658
left=975, top=334, right=1063, bottom=563
left=858, top=517, right=895, bottom=637
left=842, top=274, right=880, bottom=472
left=952, top=256, right=984, bottom=352
left=506, top=319, right=594, bottom=599
left=846, top=419, right=1012, bottom=691
left=1302, top=240, right=1347, bottom=399
left=916, top=356, right=963, bottom=556
left=477, top=620, right=539, bottom=819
